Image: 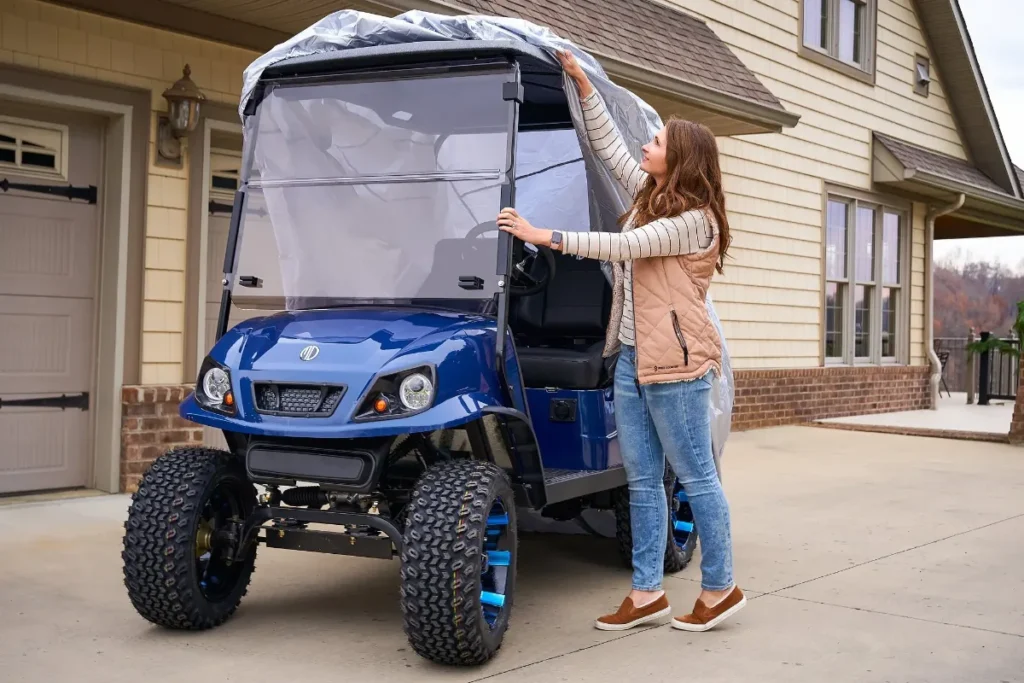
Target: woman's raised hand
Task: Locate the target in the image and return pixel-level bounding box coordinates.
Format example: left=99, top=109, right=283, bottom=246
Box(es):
left=555, top=49, right=594, bottom=99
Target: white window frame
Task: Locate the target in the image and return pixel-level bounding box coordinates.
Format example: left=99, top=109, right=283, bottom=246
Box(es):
left=0, top=115, right=70, bottom=181
left=823, top=189, right=911, bottom=366
left=799, top=0, right=878, bottom=84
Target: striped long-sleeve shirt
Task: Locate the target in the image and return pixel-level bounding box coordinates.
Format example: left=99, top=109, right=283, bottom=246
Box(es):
left=561, top=90, right=716, bottom=346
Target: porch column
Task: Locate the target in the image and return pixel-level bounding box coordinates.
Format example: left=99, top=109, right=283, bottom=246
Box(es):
left=1009, top=365, right=1024, bottom=445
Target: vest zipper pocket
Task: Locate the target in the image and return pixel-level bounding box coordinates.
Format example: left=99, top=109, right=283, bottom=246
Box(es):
left=670, top=308, right=690, bottom=366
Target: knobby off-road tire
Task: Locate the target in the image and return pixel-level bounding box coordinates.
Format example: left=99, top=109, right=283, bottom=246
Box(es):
left=400, top=459, right=517, bottom=666
left=614, top=465, right=696, bottom=575
left=122, top=447, right=257, bottom=630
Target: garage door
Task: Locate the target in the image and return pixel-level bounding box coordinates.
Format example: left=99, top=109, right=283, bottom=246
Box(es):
left=0, top=105, right=103, bottom=494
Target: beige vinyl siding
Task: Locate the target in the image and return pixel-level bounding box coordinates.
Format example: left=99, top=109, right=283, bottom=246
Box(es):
left=910, top=202, right=927, bottom=366
left=1, top=0, right=258, bottom=383
left=665, top=0, right=966, bottom=369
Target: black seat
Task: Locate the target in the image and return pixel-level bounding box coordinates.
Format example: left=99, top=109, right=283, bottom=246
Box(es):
left=511, top=252, right=613, bottom=390
left=517, top=341, right=607, bottom=390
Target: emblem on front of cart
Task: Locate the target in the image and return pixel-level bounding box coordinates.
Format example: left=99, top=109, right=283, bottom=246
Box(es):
left=299, top=345, right=320, bottom=361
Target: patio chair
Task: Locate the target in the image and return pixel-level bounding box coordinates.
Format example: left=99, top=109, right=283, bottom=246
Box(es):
left=937, top=350, right=952, bottom=398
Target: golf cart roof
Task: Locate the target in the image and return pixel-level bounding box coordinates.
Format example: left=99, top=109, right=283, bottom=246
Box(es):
left=260, top=40, right=559, bottom=81
left=254, top=40, right=571, bottom=128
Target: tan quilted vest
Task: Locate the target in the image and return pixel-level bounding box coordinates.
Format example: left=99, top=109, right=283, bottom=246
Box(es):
left=601, top=212, right=722, bottom=385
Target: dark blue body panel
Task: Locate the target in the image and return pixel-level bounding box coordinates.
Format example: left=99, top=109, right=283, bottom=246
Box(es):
left=182, top=307, right=519, bottom=439
left=525, top=387, right=620, bottom=471
left=183, top=307, right=618, bottom=482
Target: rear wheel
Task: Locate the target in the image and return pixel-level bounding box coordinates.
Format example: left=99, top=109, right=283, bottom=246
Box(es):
left=122, top=447, right=256, bottom=629
left=614, top=465, right=696, bottom=574
left=399, top=460, right=517, bottom=666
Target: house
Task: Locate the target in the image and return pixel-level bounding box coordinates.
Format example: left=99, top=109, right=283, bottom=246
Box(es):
left=1, top=0, right=1022, bottom=495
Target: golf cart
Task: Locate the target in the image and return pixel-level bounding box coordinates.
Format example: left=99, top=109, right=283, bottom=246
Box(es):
left=121, top=16, right=729, bottom=667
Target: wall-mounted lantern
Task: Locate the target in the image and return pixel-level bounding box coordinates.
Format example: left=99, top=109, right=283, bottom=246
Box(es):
left=156, top=64, right=206, bottom=168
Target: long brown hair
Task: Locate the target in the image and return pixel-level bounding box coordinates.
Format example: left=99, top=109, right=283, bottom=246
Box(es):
left=620, top=118, right=732, bottom=274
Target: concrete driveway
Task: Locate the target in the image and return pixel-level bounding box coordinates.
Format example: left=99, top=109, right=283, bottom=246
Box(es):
left=2, top=426, right=1023, bottom=682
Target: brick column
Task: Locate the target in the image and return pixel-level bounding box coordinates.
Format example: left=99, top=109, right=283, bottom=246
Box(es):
left=1010, top=366, right=1024, bottom=445
left=121, top=386, right=203, bottom=492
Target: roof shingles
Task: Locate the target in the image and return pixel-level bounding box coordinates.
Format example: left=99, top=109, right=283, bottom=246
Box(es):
left=874, top=132, right=1008, bottom=196
left=452, top=0, right=784, bottom=110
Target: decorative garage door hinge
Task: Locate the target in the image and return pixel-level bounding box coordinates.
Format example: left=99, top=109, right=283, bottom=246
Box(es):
left=0, top=393, right=90, bottom=411
left=209, top=199, right=233, bottom=215
left=1, top=178, right=98, bottom=204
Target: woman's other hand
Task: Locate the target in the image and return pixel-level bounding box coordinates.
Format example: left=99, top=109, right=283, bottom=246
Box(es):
left=555, top=49, right=594, bottom=99
left=497, top=208, right=554, bottom=248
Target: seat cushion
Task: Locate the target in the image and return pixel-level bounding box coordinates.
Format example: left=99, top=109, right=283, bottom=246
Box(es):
left=517, top=342, right=606, bottom=390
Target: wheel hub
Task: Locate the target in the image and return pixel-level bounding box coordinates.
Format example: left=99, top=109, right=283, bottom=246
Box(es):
left=195, top=521, right=214, bottom=557
left=480, top=500, right=511, bottom=628
left=195, top=482, right=247, bottom=601
left=671, top=482, right=695, bottom=549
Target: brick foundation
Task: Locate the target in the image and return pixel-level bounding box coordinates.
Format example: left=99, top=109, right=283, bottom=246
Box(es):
left=120, top=385, right=202, bottom=493
left=731, top=365, right=932, bottom=431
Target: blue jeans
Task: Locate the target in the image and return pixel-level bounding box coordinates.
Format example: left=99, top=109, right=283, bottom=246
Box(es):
left=614, top=344, right=733, bottom=591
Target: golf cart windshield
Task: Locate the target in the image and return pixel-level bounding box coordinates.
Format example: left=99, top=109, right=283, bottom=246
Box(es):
left=232, top=67, right=515, bottom=309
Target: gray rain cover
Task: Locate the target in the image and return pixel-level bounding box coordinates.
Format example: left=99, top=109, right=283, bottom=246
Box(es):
left=239, top=9, right=734, bottom=462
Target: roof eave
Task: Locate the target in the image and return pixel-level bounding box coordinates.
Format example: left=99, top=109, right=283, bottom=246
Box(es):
left=872, top=134, right=1022, bottom=214
left=381, top=0, right=800, bottom=133
left=915, top=0, right=1021, bottom=198
left=879, top=166, right=1024, bottom=226
left=55, top=0, right=797, bottom=133
left=911, top=170, right=1024, bottom=214
left=945, top=0, right=1022, bottom=198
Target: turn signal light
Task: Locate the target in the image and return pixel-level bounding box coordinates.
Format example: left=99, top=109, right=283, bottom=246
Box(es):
left=373, top=396, right=390, bottom=414
left=224, top=392, right=235, bottom=407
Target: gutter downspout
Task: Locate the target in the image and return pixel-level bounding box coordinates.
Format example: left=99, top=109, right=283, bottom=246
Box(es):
left=925, top=194, right=966, bottom=410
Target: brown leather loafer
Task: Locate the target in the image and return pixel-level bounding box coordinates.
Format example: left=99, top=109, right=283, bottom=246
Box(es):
left=672, top=586, right=746, bottom=632
left=595, top=594, right=672, bottom=631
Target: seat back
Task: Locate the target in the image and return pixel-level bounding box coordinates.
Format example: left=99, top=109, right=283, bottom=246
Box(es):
left=511, top=251, right=611, bottom=343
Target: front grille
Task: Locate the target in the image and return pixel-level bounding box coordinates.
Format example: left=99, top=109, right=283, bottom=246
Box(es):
left=254, top=383, right=345, bottom=417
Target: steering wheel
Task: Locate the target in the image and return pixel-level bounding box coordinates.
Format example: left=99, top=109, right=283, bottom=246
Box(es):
left=466, top=221, right=556, bottom=297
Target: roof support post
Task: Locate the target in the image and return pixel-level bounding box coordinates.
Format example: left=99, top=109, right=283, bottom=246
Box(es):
left=925, top=193, right=966, bottom=410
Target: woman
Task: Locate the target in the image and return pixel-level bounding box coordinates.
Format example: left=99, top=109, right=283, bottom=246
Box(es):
left=496, top=50, right=743, bottom=633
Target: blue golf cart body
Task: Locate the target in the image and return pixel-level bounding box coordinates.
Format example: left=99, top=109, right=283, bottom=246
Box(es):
left=122, top=24, right=705, bottom=667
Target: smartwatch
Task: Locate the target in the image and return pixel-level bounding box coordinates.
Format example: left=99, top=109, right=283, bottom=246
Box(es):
left=550, top=231, right=563, bottom=250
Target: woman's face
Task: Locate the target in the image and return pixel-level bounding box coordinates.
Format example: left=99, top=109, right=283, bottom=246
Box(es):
left=640, top=125, right=670, bottom=179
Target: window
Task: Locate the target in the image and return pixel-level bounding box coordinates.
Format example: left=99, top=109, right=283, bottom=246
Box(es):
left=0, top=117, right=68, bottom=180
left=914, top=54, right=931, bottom=97
left=801, top=0, right=876, bottom=82
left=825, top=194, right=907, bottom=364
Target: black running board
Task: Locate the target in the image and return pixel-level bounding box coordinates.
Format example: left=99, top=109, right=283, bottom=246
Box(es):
left=543, top=466, right=627, bottom=505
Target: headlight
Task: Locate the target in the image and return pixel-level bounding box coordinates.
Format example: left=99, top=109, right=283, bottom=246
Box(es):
left=203, top=367, right=231, bottom=404
left=354, top=366, right=436, bottom=420
left=399, top=373, right=433, bottom=410
left=196, top=357, right=235, bottom=414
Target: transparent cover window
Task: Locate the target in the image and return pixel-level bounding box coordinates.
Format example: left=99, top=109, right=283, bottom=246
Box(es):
left=232, top=69, right=512, bottom=308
